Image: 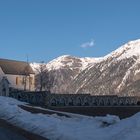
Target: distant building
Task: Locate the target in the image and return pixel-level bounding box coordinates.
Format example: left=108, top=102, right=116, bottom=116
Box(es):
left=0, top=59, right=35, bottom=95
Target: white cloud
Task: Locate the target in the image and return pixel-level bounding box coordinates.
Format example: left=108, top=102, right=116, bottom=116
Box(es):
left=80, top=39, right=95, bottom=48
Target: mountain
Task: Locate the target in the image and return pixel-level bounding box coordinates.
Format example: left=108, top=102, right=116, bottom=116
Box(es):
left=31, top=39, right=140, bottom=96
left=67, top=39, right=140, bottom=96
left=31, top=55, right=100, bottom=93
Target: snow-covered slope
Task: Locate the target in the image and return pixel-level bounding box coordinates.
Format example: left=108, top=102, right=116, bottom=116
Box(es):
left=67, top=39, right=140, bottom=96
left=31, top=39, right=140, bottom=95
left=105, top=39, right=140, bottom=60
left=30, top=63, right=42, bottom=73
left=2, top=96, right=140, bottom=140
left=31, top=55, right=101, bottom=72
left=31, top=55, right=101, bottom=93
left=105, top=39, right=140, bottom=94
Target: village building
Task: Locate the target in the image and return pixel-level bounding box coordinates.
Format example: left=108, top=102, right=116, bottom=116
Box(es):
left=0, top=58, right=35, bottom=96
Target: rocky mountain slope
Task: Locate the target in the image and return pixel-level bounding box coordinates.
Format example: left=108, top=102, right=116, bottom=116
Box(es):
left=31, top=39, right=140, bottom=96
left=67, top=39, right=140, bottom=96
left=31, top=55, right=100, bottom=93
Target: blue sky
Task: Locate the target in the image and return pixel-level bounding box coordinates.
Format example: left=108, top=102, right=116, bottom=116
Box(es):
left=0, top=0, right=140, bottom=62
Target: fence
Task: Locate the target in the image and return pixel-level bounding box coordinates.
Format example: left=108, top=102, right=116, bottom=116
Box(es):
left=9, top=91, right=140, bottom=107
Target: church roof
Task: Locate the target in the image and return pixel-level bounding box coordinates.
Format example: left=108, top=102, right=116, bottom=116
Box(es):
left=0, top=58, right=35, bottom=75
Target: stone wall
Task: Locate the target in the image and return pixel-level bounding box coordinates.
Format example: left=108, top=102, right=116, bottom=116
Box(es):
left=9, top=91, right=140, bottom=107
left=9, top=91, right=46, bottom=106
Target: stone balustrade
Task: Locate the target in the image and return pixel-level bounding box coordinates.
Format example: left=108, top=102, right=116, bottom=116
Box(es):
left=9, top=91, right=140, bottom=107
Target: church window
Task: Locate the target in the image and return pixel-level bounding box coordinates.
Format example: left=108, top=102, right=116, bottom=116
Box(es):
left=29, top=77, right=33, bottom=85
left=16, top=77, right=19, bottom=85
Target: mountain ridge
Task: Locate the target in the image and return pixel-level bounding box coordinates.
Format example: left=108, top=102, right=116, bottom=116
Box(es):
left=31, top=39, right=140, bottom=96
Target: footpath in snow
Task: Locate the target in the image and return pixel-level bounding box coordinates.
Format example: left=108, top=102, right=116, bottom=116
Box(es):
left=0, top=96, right=140, bottom=140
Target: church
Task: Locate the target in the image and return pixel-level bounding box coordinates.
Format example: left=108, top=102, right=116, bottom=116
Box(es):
left=0, top=58, right=35, bottom=96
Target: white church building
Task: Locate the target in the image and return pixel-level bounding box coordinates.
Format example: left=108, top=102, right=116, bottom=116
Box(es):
left=0, top=58, right=35, bottom=96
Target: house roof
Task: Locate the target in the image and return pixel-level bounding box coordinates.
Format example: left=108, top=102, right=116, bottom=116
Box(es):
left=0, top=58, right=35, bottom=75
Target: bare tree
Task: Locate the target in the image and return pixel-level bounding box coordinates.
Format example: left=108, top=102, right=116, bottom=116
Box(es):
left=35, top=61, right=47, bottom=91
left=35, top=61, right=54, bottom=92
left=43, top=70, right=54, bottom=92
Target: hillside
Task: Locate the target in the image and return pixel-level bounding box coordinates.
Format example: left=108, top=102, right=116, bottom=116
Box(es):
left=31, top=55, right=100, bottom=93
left=31, top=39, right=140, bottom=96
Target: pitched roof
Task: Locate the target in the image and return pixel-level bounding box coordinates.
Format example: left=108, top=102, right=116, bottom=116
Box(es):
left=0, top=59, right=35, bottom=75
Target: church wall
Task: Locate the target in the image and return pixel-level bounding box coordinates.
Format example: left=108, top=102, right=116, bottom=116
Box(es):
left=0, top=67, right=5, bottom=76
left=6, top=74, right=35, bottom=91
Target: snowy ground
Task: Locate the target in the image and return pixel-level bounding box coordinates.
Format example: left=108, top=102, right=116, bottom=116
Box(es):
left=0, top=96, right=140, bottom=140
left=0, top=127, right=27, bottom=140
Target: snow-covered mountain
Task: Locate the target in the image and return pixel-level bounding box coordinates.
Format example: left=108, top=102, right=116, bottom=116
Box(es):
left=31, top=55, right=101, bottom=72
left=31, top=39, right=140, bottom=96
left=104, top=39, right=140, bottom=60
left=67, top=39, right=140, bottom=96
left=31, top=55, right=100, bottom=93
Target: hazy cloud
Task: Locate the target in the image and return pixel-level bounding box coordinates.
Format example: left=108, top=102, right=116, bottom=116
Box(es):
left=80, top=39, right=95, bottom=48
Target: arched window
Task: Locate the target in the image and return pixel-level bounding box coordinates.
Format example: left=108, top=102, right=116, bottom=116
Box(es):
left=99, top=99, right=104, bottom=106
left=84, top=97, right=89, bottom=106
left=29, top=77, right=33, bottom=85
left=76, top=98, right=82, bottom=106
left=16, top=77, right=19, bottom=85
left=68, top=98, right=74, bottom=106
left=60, top=98, right=66, bottom=106
left=51, top=98, right=57, bottom=106
left=137, top=101, right=140, bottom=106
